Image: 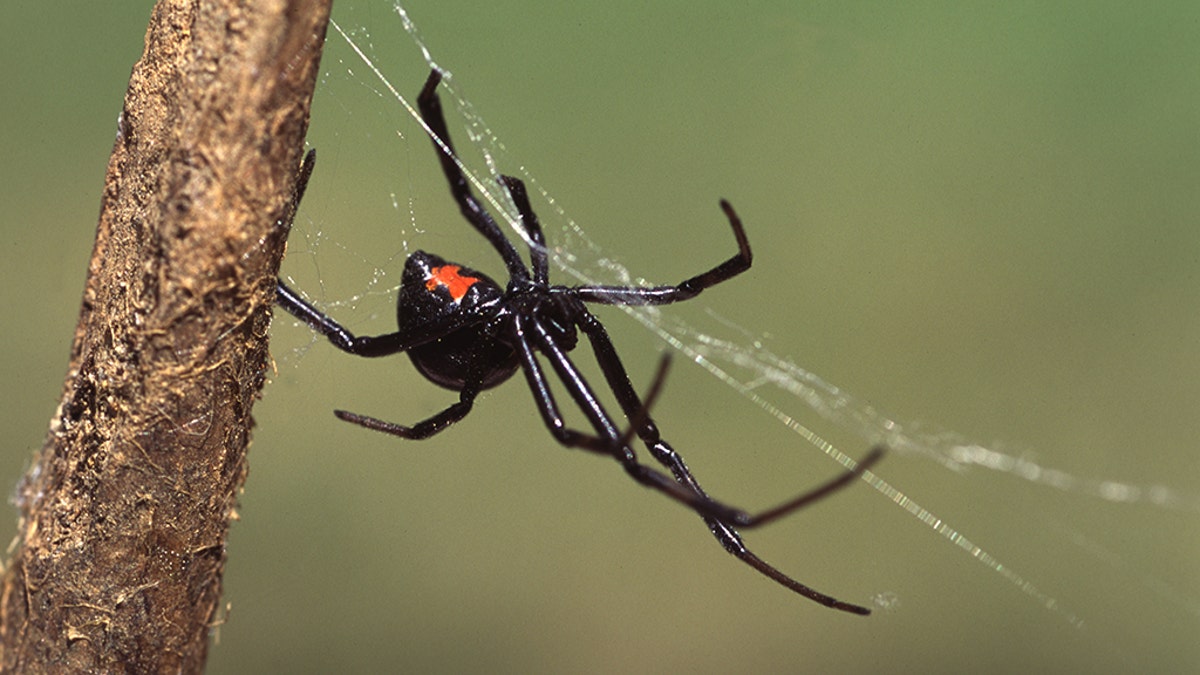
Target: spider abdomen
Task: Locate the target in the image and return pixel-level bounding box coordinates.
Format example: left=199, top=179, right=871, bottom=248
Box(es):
left=399, top=251, right=516, bottom=391
left=408, top=328, right=518, bottom=391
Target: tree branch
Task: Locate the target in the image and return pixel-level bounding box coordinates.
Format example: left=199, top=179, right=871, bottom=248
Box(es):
left=0, top=0, right=331, bottom=671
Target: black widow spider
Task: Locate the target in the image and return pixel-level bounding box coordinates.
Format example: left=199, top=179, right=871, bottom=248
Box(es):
left=276, top=69, right=883, bottom=615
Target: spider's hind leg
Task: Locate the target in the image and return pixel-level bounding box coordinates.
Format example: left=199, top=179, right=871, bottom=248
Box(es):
left=575, top=308, right=881, bottom=614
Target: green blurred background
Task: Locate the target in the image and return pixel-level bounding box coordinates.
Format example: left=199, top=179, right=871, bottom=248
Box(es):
left=2, top=2, right=1198, bottom=672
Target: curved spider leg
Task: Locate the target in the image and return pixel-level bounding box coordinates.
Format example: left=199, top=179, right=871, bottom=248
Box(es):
left=499, top=175, right=548, bottom=286
left=713, top=521, right=874, bottom=614
left=276, top=283, right=427, bottom=357
left=333, top=386, right=478, bottom=440
left=417, top=70, right=529, bottom=283
left=573, top=308, right=880, bottom=614
left=512, top=316, right=752, bottom=514
left=573, top=200, right=752, bottom=305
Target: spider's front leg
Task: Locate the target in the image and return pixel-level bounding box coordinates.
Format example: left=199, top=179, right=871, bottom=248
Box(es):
left=572, top=200, right=752, bottom=306
left=417, top=69, right=529, bottom=282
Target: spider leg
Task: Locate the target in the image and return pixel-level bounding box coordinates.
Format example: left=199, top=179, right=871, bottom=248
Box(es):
left=277, top=148, right=316, bottom=237
left=511, top=316, right=758, bottom=516
left=510, top=315, right=644, bottom=452
left=334, top=390, right=476, bottom=440
left=276, top=282, right=434, bottom=357
left=417, top=70, right=529, bottom=282
left=573, top=200, right=752, bottom=305
left=574, top=308, right=880, bottom=614
left=499, top=175, right=548, bottom=286
left=509, top=325, right=621, bottom=452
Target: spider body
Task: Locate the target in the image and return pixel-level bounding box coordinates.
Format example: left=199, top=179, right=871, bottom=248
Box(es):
left=276, top=68, right=881, bottom=614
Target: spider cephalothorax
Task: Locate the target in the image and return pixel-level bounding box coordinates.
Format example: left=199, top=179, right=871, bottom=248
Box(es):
left=277, top=68, right=881, bottom=614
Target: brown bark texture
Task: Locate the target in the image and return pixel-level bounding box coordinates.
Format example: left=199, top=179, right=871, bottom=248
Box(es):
left=0, top=0, right=331, bottom=671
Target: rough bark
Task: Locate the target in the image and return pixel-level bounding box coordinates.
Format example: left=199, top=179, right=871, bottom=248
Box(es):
left=0, top=0, right=331, bottom=671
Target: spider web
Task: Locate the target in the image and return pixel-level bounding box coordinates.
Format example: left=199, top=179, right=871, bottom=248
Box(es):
left=271, top=3, right=1200, bottom=671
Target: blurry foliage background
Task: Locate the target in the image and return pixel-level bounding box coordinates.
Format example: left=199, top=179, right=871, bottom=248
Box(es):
left=1, top=2, right=1197, bottom=673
